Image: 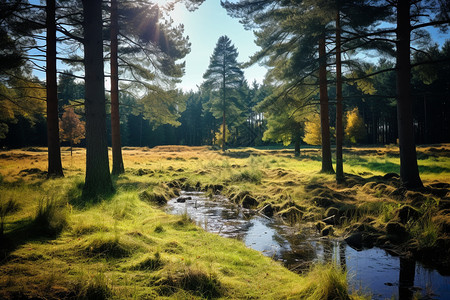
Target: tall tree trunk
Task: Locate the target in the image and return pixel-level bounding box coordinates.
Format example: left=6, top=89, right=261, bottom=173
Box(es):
left=222, top=71, right=226, bottom=152
left=396, top=1, right=423, bottom=189
left=110, top=0, right=124, bottom=175
left=82, top=0, right=114, bottom=197
left=294, top=127, right=301, bottom=157
left=335, top=11, right=344, bottom=183
left=46, top=0, right=64, bottom=178
left=318, top=36, right=334, bottom=174
left=222, top=107, right=226, bottom=151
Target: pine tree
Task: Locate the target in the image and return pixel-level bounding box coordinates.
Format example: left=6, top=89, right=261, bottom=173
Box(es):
left=203, top=36, right=244, bottom=151
left=46, top=0, right=64, bottom=177
left=110, top=0, right=123, bottom=175
left=109, top=0, right=202, bottom=174
left=82, top=0, right=114, bottom=197
left=222, top=0, right=393, bottom=176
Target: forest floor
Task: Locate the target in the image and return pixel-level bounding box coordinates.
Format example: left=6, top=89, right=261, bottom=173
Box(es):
left=0, top=144, right=449, bottom=299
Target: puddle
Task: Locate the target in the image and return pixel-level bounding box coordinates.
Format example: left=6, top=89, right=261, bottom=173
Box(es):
left=167, top=191, right=450, bottom=299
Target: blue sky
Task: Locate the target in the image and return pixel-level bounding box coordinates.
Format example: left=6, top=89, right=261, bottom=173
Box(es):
left=169, top=0, right=449, bottom=92
left=31, top=0, right=448, bottom=93
left=169, top=0, right=267, bottom=92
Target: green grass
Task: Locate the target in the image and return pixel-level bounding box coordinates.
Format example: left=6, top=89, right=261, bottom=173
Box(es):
left=0, top=173, right=363, bottom=299
left=1, top=145, right=449, bottom=299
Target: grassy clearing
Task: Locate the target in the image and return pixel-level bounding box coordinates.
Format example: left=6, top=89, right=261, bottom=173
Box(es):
left=0, top=144, right=449, bottom=298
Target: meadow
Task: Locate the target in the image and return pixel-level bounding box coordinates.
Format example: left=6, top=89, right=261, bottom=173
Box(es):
left=0, top=144, right=449, bottom=299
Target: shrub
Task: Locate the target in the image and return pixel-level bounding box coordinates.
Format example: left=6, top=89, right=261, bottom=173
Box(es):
left=345, top=107, right=366, bottom=144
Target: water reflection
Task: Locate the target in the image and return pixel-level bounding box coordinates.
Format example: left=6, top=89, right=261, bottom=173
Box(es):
left=167, top=192, right=450, bottom=299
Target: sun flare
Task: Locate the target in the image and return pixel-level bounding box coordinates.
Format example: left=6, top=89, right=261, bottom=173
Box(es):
left=152, top=0, right=187, bottom=24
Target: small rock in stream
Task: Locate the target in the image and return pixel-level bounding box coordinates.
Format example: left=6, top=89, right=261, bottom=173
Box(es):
left=176, top=196, right=192, bottom=203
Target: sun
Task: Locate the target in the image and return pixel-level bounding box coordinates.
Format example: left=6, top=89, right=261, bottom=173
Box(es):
left=152, top=0, right=174, bottom=9
left=152, top=0, right=188, bottom=24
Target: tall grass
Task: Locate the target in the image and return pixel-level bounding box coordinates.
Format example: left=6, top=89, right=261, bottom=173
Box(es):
left=0, top=198, right=19, bottom=235
left=300, top=264, right=352, bottom=300
left=409, top=197, right=441, bottom=248
left=230, top=169, right=262, bottom=184
left=33, top=196, right=67, bottom=236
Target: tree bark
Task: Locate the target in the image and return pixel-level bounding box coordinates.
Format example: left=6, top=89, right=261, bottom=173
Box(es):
left=294, top=137, right=300, bottom=157
left=110, top=0, right=124, bottom=175
left=396, top=1, right=423, bottom=189
left=318, top=36, right=334, bottom=174
left=222, top=108, right=226, bottom=151
left=222, top=68, right=226, bottom=152
left=82, top=0, right=114, bottom=197
left=335, top=11, right=344, bottom=183
left=46, top=0, right=64, bottom=178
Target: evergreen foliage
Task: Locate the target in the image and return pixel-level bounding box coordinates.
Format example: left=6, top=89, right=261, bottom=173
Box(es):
left=203, top=35, right=244, bottom=151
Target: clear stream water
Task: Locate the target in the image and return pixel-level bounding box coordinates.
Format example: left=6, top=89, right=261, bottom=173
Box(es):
left=166, top=191, right=450, bottom=300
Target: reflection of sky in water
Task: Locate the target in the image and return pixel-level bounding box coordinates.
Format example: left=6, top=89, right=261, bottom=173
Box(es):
left=347, top=247, right=399, bottom=299
left=243, top=218, right=291, bottom=257
left=167, top=192, right=450, bottom=299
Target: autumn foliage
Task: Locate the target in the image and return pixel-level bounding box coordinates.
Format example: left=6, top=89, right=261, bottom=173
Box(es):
left=345, top=107, right=366, bottom=144
left=303, top=114, right=321, bottom=146
left=59, top=106, right=85, bottom=155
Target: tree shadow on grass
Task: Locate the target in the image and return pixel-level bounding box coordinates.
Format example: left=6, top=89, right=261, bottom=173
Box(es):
left=419, top=165, right=450, bottom=174
left=365, top=161, right=400, bottom=174
left=1, top=178, right=118, bottom=263
left=356, top=161, right=450, bottom=175
left=68, top=178, right=116, bottom=210
left=0, top=204, right=66, bottom=264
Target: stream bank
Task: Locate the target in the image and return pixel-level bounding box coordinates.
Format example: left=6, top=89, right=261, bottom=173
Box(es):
left=167, top=191, right=450, bottom=299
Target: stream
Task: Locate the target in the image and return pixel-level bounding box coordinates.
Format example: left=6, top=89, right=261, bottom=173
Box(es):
left=166, top=191, right=450, bottom=299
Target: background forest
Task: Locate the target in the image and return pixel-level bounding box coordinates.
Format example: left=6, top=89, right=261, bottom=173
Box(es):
left=1, top=43, right=449, bottom=149
left=1, top=0, right=449, bottom=193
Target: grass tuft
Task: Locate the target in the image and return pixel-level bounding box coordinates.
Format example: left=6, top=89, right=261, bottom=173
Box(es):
left=79, top=273, right=112, bottom=300
left=230, top=169, right=262, bottom=184
left=300, top=264, right=351, bottom=300
left=33, top=197, right=67, bottom=237
left=132, top=252, right=163, bottom=270
left=83, top=234, right=140, bottom=258
left=157, top=267, right=223, bottom=299
left=0, top=198, right=20, bottom=235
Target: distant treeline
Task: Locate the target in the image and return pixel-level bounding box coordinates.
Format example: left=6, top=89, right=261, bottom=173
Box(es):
left=1, top=46, right=449, bottom=149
